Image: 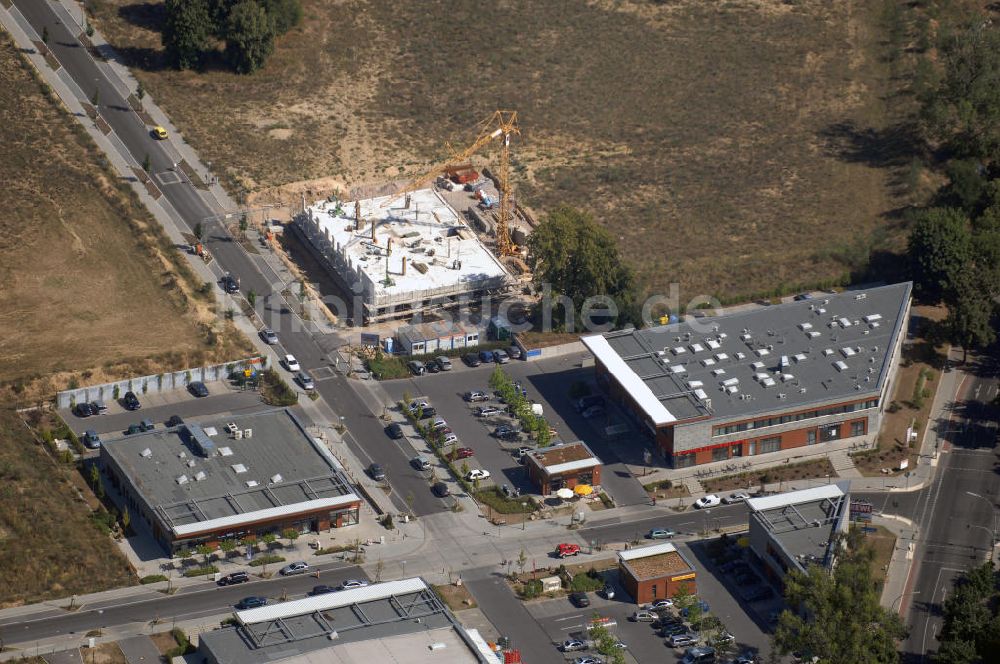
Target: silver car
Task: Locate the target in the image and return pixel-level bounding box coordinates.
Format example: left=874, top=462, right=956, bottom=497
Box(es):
left=279, top=561, right=309, bottom=576
left=296, top=371, right=315, bottom=390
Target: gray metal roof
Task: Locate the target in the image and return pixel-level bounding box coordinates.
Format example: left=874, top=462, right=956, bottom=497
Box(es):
left=595, top=283, right=911, bottom=423
left=102, top=409, right=354, bottom=531
left=198, top=578, right=489, bottom=663
left=749, top=482, right=851, bottom=574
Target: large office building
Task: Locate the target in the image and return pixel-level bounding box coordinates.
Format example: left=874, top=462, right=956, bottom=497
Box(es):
left=198, top=577, right=497, bottom=664
left=583, top=283, right=911, bottom=467
left=100, top=409, right=361, bottom=553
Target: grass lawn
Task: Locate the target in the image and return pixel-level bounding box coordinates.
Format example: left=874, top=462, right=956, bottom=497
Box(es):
left=0, top=408, right=134, bottom=606
left=701, top=458, right=837, bottom=493
left=432, top=583, right=477, bottom=612
left=0, top=34, right=252, bottom=399
left=854, top=524, right=896, bottom=594
left=88, top=0, right=921, bottom=301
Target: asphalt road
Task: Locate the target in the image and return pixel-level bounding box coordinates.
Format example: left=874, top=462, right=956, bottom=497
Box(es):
left=13, top=0, right=442, bottom=517
left=0, top=562, right=366, bottom=645
left=901, top=359, right=1000, bottom=662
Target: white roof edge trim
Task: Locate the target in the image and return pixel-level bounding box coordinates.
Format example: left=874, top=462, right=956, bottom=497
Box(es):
left=172, top=493, right=360, bottom=537
left=543, top=458, right=602, bottom=476
left=618, top=541, right=678, bottom=561
left=582, top=335, right=676, bottom=425
left=746, top=484, right=845, bottom=512
left=236, top=577, right=428, bottom=625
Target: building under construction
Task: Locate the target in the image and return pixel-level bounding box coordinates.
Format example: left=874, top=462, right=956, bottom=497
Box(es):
left=297, top=188, right=513, bottom=324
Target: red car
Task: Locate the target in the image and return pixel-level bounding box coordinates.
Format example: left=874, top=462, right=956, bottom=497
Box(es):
left=446, top=447, right=475, bottom=460
left=556, top=543, right=581, bottom=558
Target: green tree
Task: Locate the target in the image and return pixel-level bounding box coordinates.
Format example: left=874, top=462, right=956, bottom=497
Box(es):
left=260, top=0, right=302, bottom=34
left=588, top=619, right=626, bottom=664
left=196, top=543, right=214, bottom=566
left=944, top=271, right=997, bottom=363
left=936, top=563, right=1000, bottom=662
left=247, top=289, right=256, bottom=308
left=239, top=213, right=248, bottom=238
left=225, top=0, right=276, bottom=75
left=121, top=506, right=131, bottom=534
left=262, top=531, right=277, bottom=550
left=42, top=26, right=49, bottom=44
left=527, top=205, right=636, bottom=330
left=219, top=539, right=236, bottom=560
left=517, top=548, right=527, bottom=576
left=907, top=207, right=972, bottom=302
left=142, top=153, right=151, bottom=173
left=90, top=88, right=100, bottom=107
left=136, top=81, right=145, bottom=109
left=772, top=534, right=907, bottom=664
left=176, top=547, right=193, bottom=565
left=162, top=0, right=212, bottom=70
left=282, top=528, right=299, bottom=549
left=89, top=463, right=100, bottom=490
left=193, top=221, right=204, bottom=242
left=923, top=23, right=1000, bottom=163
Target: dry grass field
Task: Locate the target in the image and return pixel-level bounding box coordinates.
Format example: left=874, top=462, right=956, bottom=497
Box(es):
left=89, top=0, right=933, bottom=299
left=0, top=407, right=134, bottom=606
left=0, top=35, right=251, bottom=394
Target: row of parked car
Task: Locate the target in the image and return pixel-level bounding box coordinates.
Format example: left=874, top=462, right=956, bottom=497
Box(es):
left=72, top=381, right=212, bottom=421
left=406, top=345, right=525, bottom=376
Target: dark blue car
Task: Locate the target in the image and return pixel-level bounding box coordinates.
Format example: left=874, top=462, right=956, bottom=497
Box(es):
left=236, top=596, right=267, bottom=610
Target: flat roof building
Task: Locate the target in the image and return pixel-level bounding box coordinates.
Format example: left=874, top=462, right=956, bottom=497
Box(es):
left=618, top=542, right=697, bottom=605
left=583, top=283, right=912, bottom=467
left=524, top=441, right=602, bottom=495
left=747, top=483, right=851, bottom=580
left=297, top=188, right=512, bottom=324
left=198, top=577, right=495, bottom=664
left=100, top=409, right=361, bottom=553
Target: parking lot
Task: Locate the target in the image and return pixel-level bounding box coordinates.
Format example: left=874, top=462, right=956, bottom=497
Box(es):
left=519, top=540, right=770, bottom=663
left=382, top=352, right=651, bottom=505
left=59, top=381, right=270, bottom=441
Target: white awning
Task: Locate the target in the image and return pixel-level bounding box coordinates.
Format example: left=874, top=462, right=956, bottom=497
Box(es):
left=582, top=335, right=676, bottom=425
left=172, top=493, right=360, bottom=537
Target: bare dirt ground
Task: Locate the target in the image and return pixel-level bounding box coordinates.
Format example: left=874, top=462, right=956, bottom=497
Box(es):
left=0, top=35, right=252, bottom=398
left=88, top=0, right=928, bottom=301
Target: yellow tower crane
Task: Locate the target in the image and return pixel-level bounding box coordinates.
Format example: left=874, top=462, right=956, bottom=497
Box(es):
left=381, top=110, right=520, bottom=256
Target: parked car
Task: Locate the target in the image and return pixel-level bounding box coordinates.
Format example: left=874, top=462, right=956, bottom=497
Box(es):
left=650, top=598, right=675, bottom=610
left=188, top=381, right=209, bottom=398
left=221, top=274, right=239, bottom=294
left=668, top=633, right=700, bottom=648
left=139, top=419, right=155, bottom=432
left=152, top=125, right=168, bottom=140
left=284, top=354, right=301, bottom=372
left=446, top=447, right=475, bottom=461
left=464, top=390, right=489, bottom=402
left=574, top=657, right=604, bottom=664
left=385, top=423, right=404, bottom=439
left=632, top=610, right=657, bottom=622
left=218, top=571, right=250, bottom=586
left=478, top=349, right=495, bottom=363
left=680, top=646, right=717, bottom=664
left=511, top=446, right=533, bottom=461
left=493, top=349, right=510, bottom=364
left=570, top=591, right=591, bottom=608
left=125, top=424, right=142, bottom=435
left=507, top=345, right=522, bottom=360
left=574, top=395, right=605, bottom=413
left=73, top=402, right=95, bottom=418
left=556, top=543, right=581, bottom=558
left=431, top=419, right=449, bottom=431
left=408, top=400, right=430, bottom=411
left=463, top=353, right=482, bottom=367
left=259, top=328, right=279, bottom=344
left=601, top=583, right=615, bottom=599
left=165, top=415, right=184, bottom=428
left=432, top=481, right=450, bottom=497
left=411, top=456, right=431, bottom=470
left=475, top=406, right=502, bottom=417
left=560, top=639, right=587, bottom=652
left=407, top=360, right=426, bottom=376
left=793, top=293, right=814, bottom=301
left=694, top=494, right=721, bottom=509
left=441, top=433, right=459, bottom=445
left=368, top=463, right=386, bottom=481
left=122, top=391, right=141, bottom=410
left=581, top=405, right=605, bottom=419
left=681, top=600, right=711, bottom=617
left=418, top=406, right=437, bottom=419
left=90, top=401, right=108, bottom=415
left=236, top=596, right=267, bottom=610
left=648, top=528, right=676, bottom=539
left=296, top=371, right=315, bottom=390
left=435, top=356, right=453, bottom=371
left=340, top=579, right=369, bottom=590
left=279, top=561, right=309, bottom=576
left=465, top=469, right=490, bottom=481
left=659, top=624, right=688, bottom=638
left=722, top=492, right=750, bottom=504
left=426, top=360, right=441, bottom=374
left=308, top=584, right=337, bottom=596
left=83, top=430, right=101, bottom=449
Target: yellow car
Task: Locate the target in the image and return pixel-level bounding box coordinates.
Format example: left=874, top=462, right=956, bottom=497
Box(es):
left=152, top=126, right=168, bottom=140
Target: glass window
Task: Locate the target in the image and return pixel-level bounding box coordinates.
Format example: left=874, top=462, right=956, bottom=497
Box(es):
left=807, top=429, right=817, bottom=445
left=820, top=425, right=842, bottom=442
left=673, top=454, right=696, bottom=469
left=851, top=420, right=866, bottom=437
left=712, top=447, right=729, bottom=462
left=758, top=436, right=781, bottom=454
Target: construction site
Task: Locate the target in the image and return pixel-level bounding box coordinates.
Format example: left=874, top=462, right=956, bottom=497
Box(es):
left=294, top=111, right=535, bottom=326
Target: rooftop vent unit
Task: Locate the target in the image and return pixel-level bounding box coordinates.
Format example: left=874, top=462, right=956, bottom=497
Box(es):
left=725, top=385, right=739, bottom=395
left=841, top=347, right=856, bottom=357
left=670, top=364, right=686, bottom=374
left=762, top=377, right=776, bottom=387
left=755, top=348, right=771, bottom=358
left=718, top=332, right=728, bottom=339
left=864, top=314, right=882, bottom=324
left=834, top=360, right=849, bottom=372
left=219, top=446, right=233, bottom=457
left=176, top=475, right=189, bottom=485
left=189, top=425, right=217, bottom=457
left=178, top=451, right=187, bottom=459
left=194, top=471, right=207, bottom=482
left=231, top=463, right=248, bottom=474
left=799, top=322, right=813, bottom=331
left=706, top=339, right=721, bottom=350
left=822, top=348, right=834, bottom=356
left=694, top=388, right=708, bottom=400
left=187, top=459, right=196, bottom=468
left=270, top=473, right=283, bottom=484
left=780, top=355, right=790, bottom=368
left=140, top=448, right=153, bottom=458
left=246, top=480, right=259, bottom=488
left=687, top=380, right=704, bottom=388
left=855, top=293, right=867, bottom=301
left=800, top=387, right=808, bottom=393
left=244, top=429, right=253, bottom=438
left=721, top=377, right=740, bottom=387
left=751, top=361, right=765, bottom=370
left=225, top=422, right=239, bottom=434
left=672, top=346, right=687, bottom=355
left=817, top=307, right=827, bottom=314
left=777, top=393, right=787, bottom=400
left=234, top=429, right=244, bottom=440
left=793, top=353, right=807, bottom=362
left=711, top=368, right=726, bottom=376
left=870, top=321, right=880, bottom=329
left=689, top=343, right=705, bottom=353
left=781, top=373, right=795, bottom=382
left=735, top=352, right=747, bottom=360
left=741, top=334, right=753, bottom=342
left=701, top=358, right=716, bottom=367
left=838, top=317, right=852, bottom=328
left=807, top=331, right=821, bottom=338
left=715, top=353, right=729, bottom=362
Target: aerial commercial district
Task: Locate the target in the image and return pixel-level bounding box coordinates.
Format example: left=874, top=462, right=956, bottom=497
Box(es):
left=3, top=2, right=1000, bottom=664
